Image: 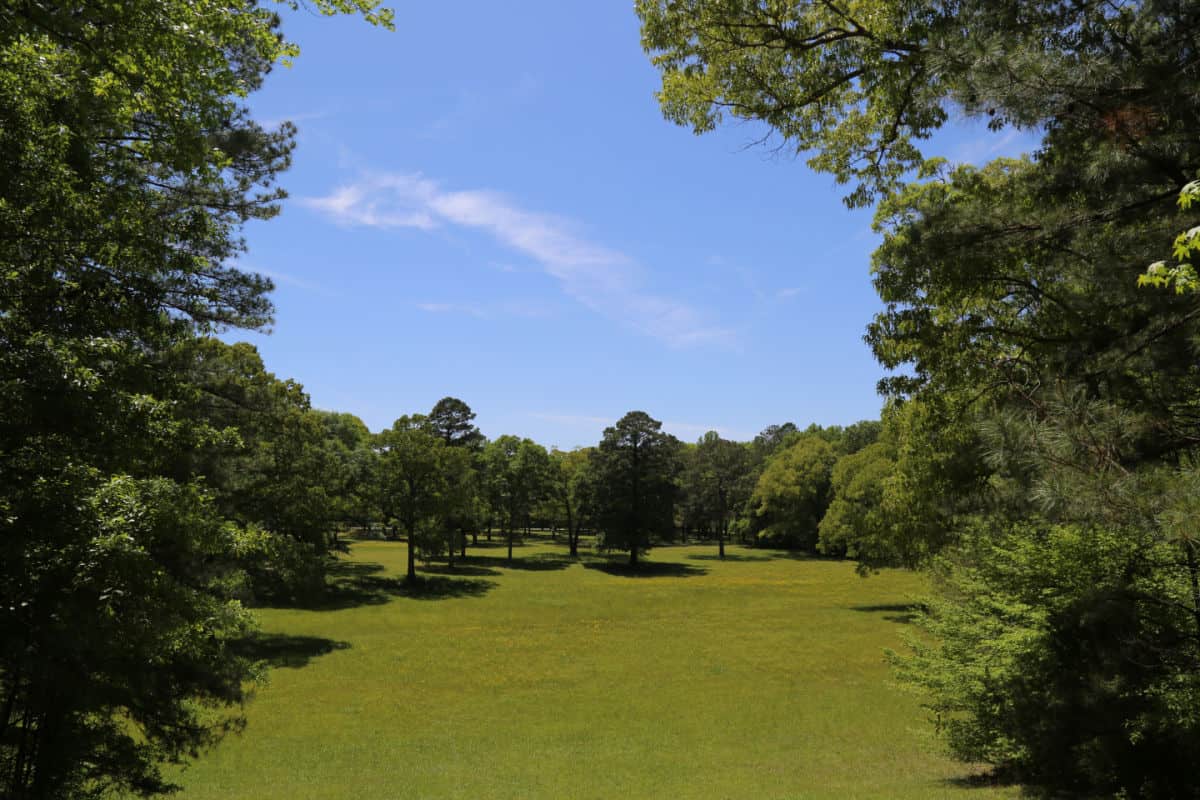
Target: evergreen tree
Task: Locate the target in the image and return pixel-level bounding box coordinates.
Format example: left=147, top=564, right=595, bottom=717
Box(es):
left=589, top=412, right=681, bottom=566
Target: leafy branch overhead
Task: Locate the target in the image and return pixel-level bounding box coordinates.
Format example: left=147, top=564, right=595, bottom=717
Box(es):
left=1142, top=179, right=1200, bottom=294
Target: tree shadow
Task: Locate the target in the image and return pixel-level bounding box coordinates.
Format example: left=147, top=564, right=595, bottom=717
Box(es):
left=583, top=559, right=708, bottom=578
left=398, top=575, right=497, bottom=600
left=768, top=550, right=836, bottom=561
left=460, top=553, right=574, bottom=572
left=232, top=633, right=350, bottom=669
left=939, top=766, right=1023, bottom=793
left=284, top=560, right=495, bottom=609
left=850, top=603, right=926, bottom=624
left=686, top=553, right=773, bottom=562
left=329, top=561, right=387, bottom=578
left=465, top=539, right=512, bottom=550
left=419, top=564, right=502, bottom=577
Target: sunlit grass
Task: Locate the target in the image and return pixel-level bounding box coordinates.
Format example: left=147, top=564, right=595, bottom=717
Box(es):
left=172, top=539, right=1018, bottom=799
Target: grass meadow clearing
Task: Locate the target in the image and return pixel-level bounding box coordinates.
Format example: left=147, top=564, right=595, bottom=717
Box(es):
left=173, top=539, right=1019, bottom=800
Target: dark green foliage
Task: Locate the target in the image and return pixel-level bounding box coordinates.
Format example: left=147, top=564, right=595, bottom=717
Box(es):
left=0, top=0, right=388, bottom=795
left=428, top=397, right=485, bottom=450
left=817, top=440, right=896, bottom=565
left=749, top=435, right=836, bottom=550
left=482, top=435, right=552, bottom=561
left=681, top=432, right=752, bottom=558
left=896, top=512, right=1200, bottom=799
left=378, top=417, right=447, bottom=581
left=547, top=448, right=593, bottom=557
left=588, top=412, right=682, bottom=565
left=751, top=422, right=800, bottom=460
left=639, top=0, right=1200, bottom=793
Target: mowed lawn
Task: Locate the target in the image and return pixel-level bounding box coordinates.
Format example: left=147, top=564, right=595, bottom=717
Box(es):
left=173, top=540, right=1018, bottom=800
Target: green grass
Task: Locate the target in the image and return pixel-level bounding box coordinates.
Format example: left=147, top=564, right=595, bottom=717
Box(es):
left=173, top=539, right=1018, bottom=799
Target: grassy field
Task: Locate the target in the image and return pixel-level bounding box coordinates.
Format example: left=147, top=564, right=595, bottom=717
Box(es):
left=173, top=539, right=1018, bottom=800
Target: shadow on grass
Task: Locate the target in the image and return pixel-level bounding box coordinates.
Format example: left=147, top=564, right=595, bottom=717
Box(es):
left=768, top=550, right=841, bottom=561
left=583, top=559, right=708, bottom=578
left=419, top=564, right=502, bottom=577
left=940, top=766, right=1023, bottom=793
left=850, top=603, right=926, bottom=624
left=459, top=553, right=574, bottom=572
left=464, top=539, right=510, bottom=550
left=232, top=633, right=350, bottom=669
left=686, top=553, right=773, bottom=562
left=399, top=574, right=497, bottom=600
left=287, top=560, right=496, bottom=610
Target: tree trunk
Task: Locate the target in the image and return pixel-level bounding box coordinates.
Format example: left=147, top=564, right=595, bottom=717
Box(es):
left=406, top=522, right=416, bottom=581
left=472, top=529, right=478, bottom=545
left=565, top=506, right=574, bottom=557
left=461, top=533, right=467, bottom=559
left=447, top=531, right=455, bottom=569
left=629, top=545, right=638, bottom=567
left=718, top=528, right=725, bottom=559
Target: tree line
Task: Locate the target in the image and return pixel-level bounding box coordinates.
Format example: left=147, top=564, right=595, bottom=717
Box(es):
left=174, top=357, right=892, bottom=583
left=6, top=0, right=1200, bottom=797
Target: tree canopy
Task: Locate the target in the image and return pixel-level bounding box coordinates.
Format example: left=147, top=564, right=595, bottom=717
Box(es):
left=0, top=0, right=389, bottom=795
left=588, top=412, right=682, bottom=566
left=639, top=1, right=1200, bottom=793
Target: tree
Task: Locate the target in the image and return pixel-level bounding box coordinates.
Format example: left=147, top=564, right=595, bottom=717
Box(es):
left=817, top=441, right=897, bottom=570
left=548, top=448, right=593, bottom=558
left=169, top=338, right=346, bottom=599
left=436, top=446, right=480, bottom=567
left=636, top=1, right=1200, bottom=791
left=751, top=422, right=799, bottom=462
left=315, top=410, right=379, bottom=539
left=638, top=0, right=1200, bottom=206
left=589, top=412, right=681, bottom=566
left=749, top=435, right=836, bottom=550
left=483, top=436, right=551, bottom=562
left=688, top=431, right=752, bottom=559
left=378, top=417, right=446, bottom=582
left=0, top=0, right=389, bottom=796
left=428, top=397, right=484, bottom=450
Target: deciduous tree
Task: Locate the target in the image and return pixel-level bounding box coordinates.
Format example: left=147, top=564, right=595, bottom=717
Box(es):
left=378, top=417, right=446, bottom=581
left=750, top=435, right=836, bottom=550
left=688, top=431, right=752, bottom=559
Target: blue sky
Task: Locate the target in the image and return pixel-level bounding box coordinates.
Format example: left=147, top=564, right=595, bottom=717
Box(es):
left=236, top=2, right=1034, bottom=448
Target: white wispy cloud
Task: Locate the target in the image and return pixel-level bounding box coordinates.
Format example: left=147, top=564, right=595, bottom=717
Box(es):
left=299, top=172, right=733, bottom=347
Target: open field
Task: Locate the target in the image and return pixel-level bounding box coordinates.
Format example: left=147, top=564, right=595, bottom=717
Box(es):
left=172, top=540, right=1019, bottom=800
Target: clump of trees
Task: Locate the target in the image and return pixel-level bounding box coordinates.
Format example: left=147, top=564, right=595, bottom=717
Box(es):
left=638, top=0, right=1200, bottom=795
left=0, top=0, right=391, bottom=796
